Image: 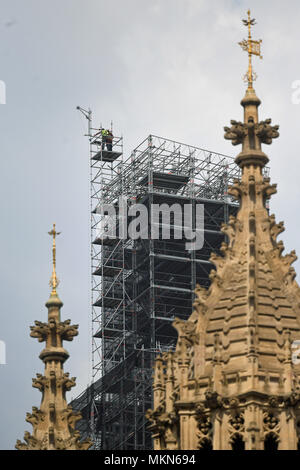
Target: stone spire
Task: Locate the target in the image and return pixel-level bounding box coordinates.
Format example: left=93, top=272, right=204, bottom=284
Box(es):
left=147, top=11, right=300, bottom=451
left=16, top=225, right=92, bottom=450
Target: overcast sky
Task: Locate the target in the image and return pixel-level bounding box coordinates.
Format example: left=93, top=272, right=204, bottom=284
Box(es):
left=1, top=0, right=300, bottom=450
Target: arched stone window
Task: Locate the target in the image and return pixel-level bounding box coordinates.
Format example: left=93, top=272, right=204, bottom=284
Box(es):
left=264, top=433, right=279, bottom=451
left=231, top=433, right=245, bottom=451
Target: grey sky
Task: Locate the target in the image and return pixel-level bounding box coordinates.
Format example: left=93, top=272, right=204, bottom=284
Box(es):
left=1, top=0, right=300, bottom=449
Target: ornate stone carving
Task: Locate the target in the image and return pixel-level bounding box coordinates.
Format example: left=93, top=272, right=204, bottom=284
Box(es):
left=229, top=412, right=245, bottom=433
left=204, top=392, right=224, bottom=410
left=263, top=411, right=280, bottom=434
left=224, top=120, right=247, bottom=145
left=16, top=227, right=92, bottom=450
left=224, top=118, right=279, bottom=147
left=30, top=321, right=50, bottom=342
left=57, top=320, right=79, bottom=341
left=256, top=119, right=279, bottom=145
left=146, top=408, right=178, bottom=449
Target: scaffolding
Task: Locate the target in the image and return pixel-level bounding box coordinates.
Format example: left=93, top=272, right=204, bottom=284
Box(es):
left=71, top=113, right=269, bottom=449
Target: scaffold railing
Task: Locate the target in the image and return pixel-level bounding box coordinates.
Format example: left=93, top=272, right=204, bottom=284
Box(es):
left=92, top=134, right=245, bottom=212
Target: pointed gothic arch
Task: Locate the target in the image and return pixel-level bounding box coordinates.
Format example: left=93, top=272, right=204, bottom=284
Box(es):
left=264, top=433, right=279, bottom=451
left=231, top=433, right=245, bottom=451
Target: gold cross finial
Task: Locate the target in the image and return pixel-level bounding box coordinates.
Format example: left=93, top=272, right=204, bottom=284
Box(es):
left=48, top=223, right=61, bottom=294
left=238, top=10, right=262, bottom=90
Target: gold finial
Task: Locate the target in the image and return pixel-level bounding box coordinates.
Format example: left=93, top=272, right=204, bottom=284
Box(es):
left=238, top=9, right=262, bottom=90
left=48, top=223, right=61, bottom=294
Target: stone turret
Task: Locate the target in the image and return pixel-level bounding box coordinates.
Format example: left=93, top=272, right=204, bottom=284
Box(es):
left=16, top=225, right=92, bottom=450
left=147, top=11, right=300, bottom=451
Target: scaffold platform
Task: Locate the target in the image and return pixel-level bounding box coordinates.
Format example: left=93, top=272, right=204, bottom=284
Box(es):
left=92, top=150, right=122, bottom=162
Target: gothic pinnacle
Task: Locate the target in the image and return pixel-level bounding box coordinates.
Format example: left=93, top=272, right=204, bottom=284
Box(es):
left=224, top=11, right=279, bottom=168
left=148, top=10, right=300, bottom=451
left=16, top=226, right=92, bottom=450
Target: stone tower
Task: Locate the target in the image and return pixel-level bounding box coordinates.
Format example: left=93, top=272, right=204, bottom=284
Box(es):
left=146, top=11, right=300, bottom=451
left=16, top=225, right=92, bottom=450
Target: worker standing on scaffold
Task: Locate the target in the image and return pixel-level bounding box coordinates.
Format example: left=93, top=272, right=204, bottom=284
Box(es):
left=101, top=128, right=113, bottom=151
left=106, top=129, right=113, bottom=151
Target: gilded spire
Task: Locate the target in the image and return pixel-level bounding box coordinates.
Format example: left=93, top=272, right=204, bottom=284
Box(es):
left=224, top=10, right=279, bottom=169
left=16, top=227, right=92, bottom=451
left=238, top=9, right=262, bottom=91
left=48, top=223, right=60, bottom=295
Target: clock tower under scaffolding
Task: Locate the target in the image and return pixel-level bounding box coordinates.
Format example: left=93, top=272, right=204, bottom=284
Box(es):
left=72, top=107, right=246, bottom=448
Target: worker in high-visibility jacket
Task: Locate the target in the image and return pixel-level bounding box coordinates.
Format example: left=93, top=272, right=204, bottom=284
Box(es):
left=101, top=129, right=113, bottom=151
